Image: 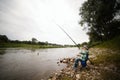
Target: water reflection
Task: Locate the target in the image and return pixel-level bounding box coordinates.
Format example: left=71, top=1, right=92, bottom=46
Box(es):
left=0, top=49, right=6, bottom=55
left=0, top=48, right=78, bottom=80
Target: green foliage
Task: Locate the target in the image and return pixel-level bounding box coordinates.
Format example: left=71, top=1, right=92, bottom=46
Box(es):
left=80, top=0, right=120, bottom=42
left=0, top=35, right=64, bottom=48
left=32, top=38, right=37, bottom=43
left=96, top=35, right=120, bottom=50
left=92, top=36, right=120, bottom=68
left=88, top=41, right=102, bottom=47
left=81, top=42, right=88, bottom=46
left=93, top=53, right=120, bottom=66
left=0, top=35, right=9, bottom=42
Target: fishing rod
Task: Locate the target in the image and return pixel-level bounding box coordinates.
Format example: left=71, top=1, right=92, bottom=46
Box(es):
left=55, top=23, right=80, bottom=49
left=55, top=23, right=94, bottom=65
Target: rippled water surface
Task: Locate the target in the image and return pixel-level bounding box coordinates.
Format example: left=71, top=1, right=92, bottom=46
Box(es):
left=0, top=48, right=78, bottom=80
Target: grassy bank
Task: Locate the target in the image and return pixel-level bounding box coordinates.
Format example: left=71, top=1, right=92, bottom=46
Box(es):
left=95, top=36, right=120, bottom=50
left=91, top=36, right=120, bottom=80
left=0, top=43, right=64, bottom=49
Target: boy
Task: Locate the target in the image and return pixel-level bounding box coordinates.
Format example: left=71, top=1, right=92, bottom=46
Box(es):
left=73, top=45, right=89, bottom=70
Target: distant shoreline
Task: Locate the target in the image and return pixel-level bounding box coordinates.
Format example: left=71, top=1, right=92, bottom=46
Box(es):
left=0, top=43, right=76, bottom=49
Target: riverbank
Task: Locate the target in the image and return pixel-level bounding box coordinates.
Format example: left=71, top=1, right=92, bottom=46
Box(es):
left=0, top=43, right=65, bottom=49
left=49, top=48, right=120, bottom=80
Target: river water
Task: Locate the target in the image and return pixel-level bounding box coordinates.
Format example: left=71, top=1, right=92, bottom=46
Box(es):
left=0, top=48, right=78, bottom=80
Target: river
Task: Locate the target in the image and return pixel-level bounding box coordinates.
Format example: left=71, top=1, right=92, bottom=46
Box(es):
left=0, top=48, right=78, bottom=80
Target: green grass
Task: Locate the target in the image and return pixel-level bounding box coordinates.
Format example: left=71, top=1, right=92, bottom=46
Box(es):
left=95, top=36, right=120, bottom=50
left=93, top=53, right=120, bottom=66
left=0, top=43, right=63, bottom=49
left=92, top=36, right=120, bottom=80
left=92, top=36, right=120, bottom=66
left=93, top=36, right=120, bottom=65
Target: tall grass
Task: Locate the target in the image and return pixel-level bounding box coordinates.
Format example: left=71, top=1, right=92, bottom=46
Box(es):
left=95, top=36, right=120, bottom=50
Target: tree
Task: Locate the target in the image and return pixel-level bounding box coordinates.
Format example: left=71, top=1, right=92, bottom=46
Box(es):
left=81, top=42, right=88, bottom=47
left=32, top=38, right=37, bottom=43
left=0, top=35, right=9, bottom=42
left=80, top=0, right=120, bottom=42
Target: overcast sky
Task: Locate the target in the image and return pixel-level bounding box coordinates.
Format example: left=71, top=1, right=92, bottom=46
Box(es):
left=0, top=0, right=89, bottom=45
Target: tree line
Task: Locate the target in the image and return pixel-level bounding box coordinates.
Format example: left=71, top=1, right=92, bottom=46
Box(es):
left=0, top=35, right=63, bottom=47
left=80, top=0, right=120, bottom=46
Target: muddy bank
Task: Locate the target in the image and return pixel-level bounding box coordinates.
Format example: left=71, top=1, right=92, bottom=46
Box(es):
left=48, top=48, right=120, bottom=80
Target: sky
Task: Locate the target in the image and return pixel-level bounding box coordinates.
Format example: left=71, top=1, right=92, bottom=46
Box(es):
left=0, top=0, right=89, bottom=45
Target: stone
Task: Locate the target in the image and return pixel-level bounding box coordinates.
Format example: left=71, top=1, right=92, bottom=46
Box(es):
left=94, top=66, right=99, bottom=69
left=51, top=76, right=56, bottom=80
left=104, top=67, right=109, bottom=70
left=70, top=73, right=74, bottom=77
left=76, top=74, right=80, bottom=79
left=55, top=73, right=58, bottom=75
left=70, top=59, right=74, bottom=62
left=65, top=72, right=71, bottom=75
left=60, top=60, right=63, bottom=63
left=63, top=60, right=68, bottom=63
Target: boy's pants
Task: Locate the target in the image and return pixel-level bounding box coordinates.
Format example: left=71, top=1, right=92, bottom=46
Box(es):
left=73, top=58, right=87, bottom=69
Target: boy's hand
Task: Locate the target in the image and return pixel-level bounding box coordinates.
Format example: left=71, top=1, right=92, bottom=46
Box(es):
left=77, top=54, right=81, bottom=57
